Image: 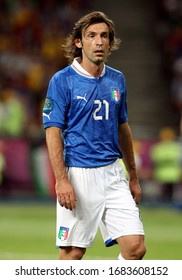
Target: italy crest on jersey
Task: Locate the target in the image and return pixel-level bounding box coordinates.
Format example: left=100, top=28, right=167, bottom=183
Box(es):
left=111, top=88, right=120, bottom=102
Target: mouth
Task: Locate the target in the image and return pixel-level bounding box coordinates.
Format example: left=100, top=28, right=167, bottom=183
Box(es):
left=94, top=50, right=104, bottom=56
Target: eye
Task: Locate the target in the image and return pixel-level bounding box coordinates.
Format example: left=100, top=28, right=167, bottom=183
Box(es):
left=102, top=33, right=109, bottom=39
left=88, top=33, right=95, bottom=38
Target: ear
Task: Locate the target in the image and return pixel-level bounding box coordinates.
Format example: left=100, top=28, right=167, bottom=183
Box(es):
left=75, top=38, right=82, bottom=48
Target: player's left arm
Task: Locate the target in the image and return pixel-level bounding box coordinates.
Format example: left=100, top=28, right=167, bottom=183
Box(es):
left=118, top=122, right=142, bottom=204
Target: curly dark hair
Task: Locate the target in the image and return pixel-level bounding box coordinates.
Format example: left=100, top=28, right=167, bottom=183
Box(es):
left=62, top=11, right=121, bottom=64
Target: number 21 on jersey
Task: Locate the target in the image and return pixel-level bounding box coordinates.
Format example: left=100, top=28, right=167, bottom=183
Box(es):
left=93, top=99, right=109, bottom=120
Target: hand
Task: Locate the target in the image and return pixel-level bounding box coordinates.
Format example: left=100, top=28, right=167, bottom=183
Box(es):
left=129, top=181, right=142, bottom=204
left=56, top=178, right=77, bottom=210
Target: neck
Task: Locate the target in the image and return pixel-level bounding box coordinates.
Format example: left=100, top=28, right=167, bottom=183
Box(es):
left=80, top=60, right=104, bottom=77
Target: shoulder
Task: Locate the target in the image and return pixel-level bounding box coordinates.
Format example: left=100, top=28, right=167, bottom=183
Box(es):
left=104, top=65, right=126, bottom=89
left=50, top=65, right=73, bottom=83
left=50, top=64, right=83, bottom=87
left=105, top=65, right=125, bottom=79
left=105, top=65, right=124, bottom=77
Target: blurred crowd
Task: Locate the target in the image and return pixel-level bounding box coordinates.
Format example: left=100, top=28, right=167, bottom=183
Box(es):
left=155, top=0, right=182, bottom=115
left=0, top=0, right=181, bottom=139
left=0, top=0, right=89, bottom=140
left=139, top=127, right=182, bottom=205
left=153, top=0, right=182, bottom=205
left=0, top=0, right=181, bottom=203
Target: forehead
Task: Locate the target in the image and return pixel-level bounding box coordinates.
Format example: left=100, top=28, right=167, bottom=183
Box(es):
left=84, top=22, right=109, bottom=34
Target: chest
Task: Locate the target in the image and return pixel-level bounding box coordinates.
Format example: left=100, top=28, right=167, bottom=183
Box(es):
left=68, top=78, right=122, bottom=120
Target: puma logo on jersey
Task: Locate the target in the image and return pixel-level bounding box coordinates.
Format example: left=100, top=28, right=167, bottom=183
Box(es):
left=76, top=94, right=87, bottom=102
left=43, top=111, right=52, bottom=120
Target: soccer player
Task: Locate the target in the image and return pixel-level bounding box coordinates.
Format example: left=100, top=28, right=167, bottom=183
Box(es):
left=43, top=11, right=146, bottom=260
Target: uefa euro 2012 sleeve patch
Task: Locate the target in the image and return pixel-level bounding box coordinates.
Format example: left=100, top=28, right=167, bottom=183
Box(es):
left=43, top=98, right=53, bottom=113
left=43, top=98, right=53, bottom=120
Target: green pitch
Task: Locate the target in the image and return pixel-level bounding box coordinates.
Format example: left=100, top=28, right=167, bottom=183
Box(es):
left=0, top=203, right=181, bottom=260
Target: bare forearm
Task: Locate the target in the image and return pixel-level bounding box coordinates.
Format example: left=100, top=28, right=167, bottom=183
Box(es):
left=46, top=127, right=76, bottom=210
left=118, top=122, right=141, bottom=203
left=46, top=127, right=67, bottom=182
left=118, top=123, right=138, bottom=181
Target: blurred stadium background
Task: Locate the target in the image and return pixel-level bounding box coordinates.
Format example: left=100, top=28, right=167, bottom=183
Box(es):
left=0, top=0, right=182, bottom=260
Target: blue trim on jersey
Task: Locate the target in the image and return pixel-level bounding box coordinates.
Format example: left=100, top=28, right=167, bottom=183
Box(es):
left=43, top=62, right=128, bottom=167
left=105, top=238, right=118, bottom=247
left=44, top=122, right=64, bottom=129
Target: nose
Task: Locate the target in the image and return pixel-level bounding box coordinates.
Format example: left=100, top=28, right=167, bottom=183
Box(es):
left=96, top=35, right=103, bottom=46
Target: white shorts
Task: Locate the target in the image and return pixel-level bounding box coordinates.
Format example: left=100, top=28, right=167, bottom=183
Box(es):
left=56, top=159, right=144, bottom=248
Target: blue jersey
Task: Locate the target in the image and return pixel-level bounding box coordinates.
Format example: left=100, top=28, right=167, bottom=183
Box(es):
left=43, top=59, right=128, bottom=167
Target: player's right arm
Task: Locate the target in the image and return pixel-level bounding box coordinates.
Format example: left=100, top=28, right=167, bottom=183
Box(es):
left=45, top=126, right=76, bottom=210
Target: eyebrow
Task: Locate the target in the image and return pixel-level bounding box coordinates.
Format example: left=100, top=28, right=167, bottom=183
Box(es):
left=86, top=31, right=109, bottom=36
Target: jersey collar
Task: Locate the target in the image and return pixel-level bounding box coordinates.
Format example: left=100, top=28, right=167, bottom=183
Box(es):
left=71, top=58, right=105, bottom=78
